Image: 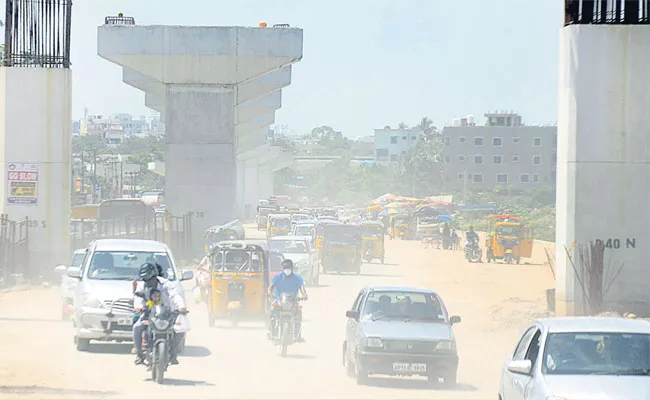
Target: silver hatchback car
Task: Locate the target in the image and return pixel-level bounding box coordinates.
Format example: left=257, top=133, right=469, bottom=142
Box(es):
left=66, top=239, right=193, bottom=351
left=500, top=317, right=650, bottom=400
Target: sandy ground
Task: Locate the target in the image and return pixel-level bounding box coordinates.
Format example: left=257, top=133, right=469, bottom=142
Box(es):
left=0, top=226, right=554, bottom=399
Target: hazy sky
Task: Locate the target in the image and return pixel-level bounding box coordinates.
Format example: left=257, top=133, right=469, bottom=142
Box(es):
left=63, top=0, right=561, bottom=136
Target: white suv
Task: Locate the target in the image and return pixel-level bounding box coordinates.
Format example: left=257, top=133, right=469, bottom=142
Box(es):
left=66, top=239, right=193, bottom=351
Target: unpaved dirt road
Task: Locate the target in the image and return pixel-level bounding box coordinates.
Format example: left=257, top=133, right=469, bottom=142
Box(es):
left=0, top=227, right=554, bottom=399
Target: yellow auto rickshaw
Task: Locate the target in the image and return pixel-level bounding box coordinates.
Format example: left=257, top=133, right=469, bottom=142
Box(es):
left=207, top=241, right=271, bottom=326
left=485, top=214, right=534, bottom=264
left=389, top=213, right=413, bottom=240
left=320, top=223, right=362, bottom=274
left=313, top=219, right=337, bottom=249
left=257, top=206, right=276, bottom=230
left=361, top=220, right=385, bottom=263
left=267, top=214, right=291, bottom=237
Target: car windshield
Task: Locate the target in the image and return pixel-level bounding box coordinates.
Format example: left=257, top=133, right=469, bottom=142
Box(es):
left=325, top=230, right=359, bottom=244
left=212, top=250, right=261, bottom=272
left=270, top=240, right=307, bottom=253
left=361, top=226, right=383, bottom=237
left=271, top=218, right=291, bottom=228
left=87, top=251, right=175, bottom=281
left=497, top=225, right=520, bottom=237
left=71, top=252, right=86, bottom=268
left=543, top=332, right=650, bottom=375
left=294, top=225, right=313, bottom=236
left=361, top=291, right=447, bottom=322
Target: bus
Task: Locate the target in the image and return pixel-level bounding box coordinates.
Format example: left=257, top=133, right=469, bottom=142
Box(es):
left=71, top=204, right=100, bottom=220
left=97, top=198, right=154, bottom=223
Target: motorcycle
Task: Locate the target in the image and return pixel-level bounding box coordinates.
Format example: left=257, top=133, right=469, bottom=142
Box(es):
left=500, top=239, right=520, bottom=264
left=137, top=300, right=188, bottom=384
left=270, top=293, right=304, bottom=357
left=464, top=238, right=482, bottom=263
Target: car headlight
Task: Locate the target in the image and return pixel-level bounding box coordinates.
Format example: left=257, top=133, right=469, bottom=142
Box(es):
left=82, top=294, right=105, bottom=309
left=153, top=318, right=170, bottom=330
left=364, top=337, right=383, bottom=348
left=436, top=340, right=454, bottom=351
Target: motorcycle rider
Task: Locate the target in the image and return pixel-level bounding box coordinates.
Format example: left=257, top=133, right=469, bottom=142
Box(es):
left=465, top=226, right=482, bottom=262
left=466, top=226, right=479, bottom=245
left=267, top=259, right=308, bottom=342
left=133, top=263, right=187, bottom=365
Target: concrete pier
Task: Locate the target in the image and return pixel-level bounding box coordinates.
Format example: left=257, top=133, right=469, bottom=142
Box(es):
left=556, top=24, right=650, bottom=316
left=99, top=23, right=302, bottom=243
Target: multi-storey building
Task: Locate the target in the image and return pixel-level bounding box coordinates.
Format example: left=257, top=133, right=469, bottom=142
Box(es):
left=442, top=112, right=557, bottom=192
left=374, top=127, right=423, bottom=165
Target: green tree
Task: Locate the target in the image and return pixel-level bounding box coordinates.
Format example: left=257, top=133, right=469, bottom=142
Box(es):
left=72, top=134, right=107, bottom=154
left=417, top=117, right=437, bottom=141
left=398, top=122, right=409, bottom=130
left=399, top=139, right=443, bottom=197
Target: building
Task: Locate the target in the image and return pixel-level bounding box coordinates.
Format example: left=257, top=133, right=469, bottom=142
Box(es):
left=149, top=112, right=165, bottom=135
left=114, top=113, right=147, bottom=137
left=71, top=120, right=81, bottom=135
left=374, top=127, right=423, bottom=164
left=442, top=112, right=557, bottom=192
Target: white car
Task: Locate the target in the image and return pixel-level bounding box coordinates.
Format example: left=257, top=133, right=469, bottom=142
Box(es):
left=55, top=248, right=87, bottom=319
left=291, top=220, right=315, bottom=237
left=66, top=239, right=193, bottom=351
left=499, top=317, right=650, bottom=400
left=268, top=235, right=319, bottom=286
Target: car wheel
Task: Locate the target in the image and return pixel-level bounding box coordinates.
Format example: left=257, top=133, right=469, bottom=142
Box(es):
left=343, top=345, right=355, bottom=378
left=356, top=362, right=369, bottom=385
left=75, top=337, right=90, bottom=352
left=441, top=370, right=457, bottom=388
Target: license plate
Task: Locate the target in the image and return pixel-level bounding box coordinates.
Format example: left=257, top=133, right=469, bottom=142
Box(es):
left=393, top=362, right=427, bottom=372
left=117, top=318, right=131, bottom=326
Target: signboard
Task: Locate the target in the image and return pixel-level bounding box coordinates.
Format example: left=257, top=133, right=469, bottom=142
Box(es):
left=7, top=162, right=38, bottom=205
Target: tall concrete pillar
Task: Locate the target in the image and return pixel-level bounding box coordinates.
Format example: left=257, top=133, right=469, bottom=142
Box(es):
left=98, top=24, right=303, bottom=246
left=556, top=23, right=650, bottom=316
left=0, top=68, right=72, bottom=278
left=165, top=86, right=236, bottom=227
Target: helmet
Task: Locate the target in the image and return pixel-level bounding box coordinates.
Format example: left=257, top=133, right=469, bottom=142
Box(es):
left=139, top=263, right=158, bottom=281
left=281, top=259, right=294, bottom=270
left=469, top=225, right=474, bottom=231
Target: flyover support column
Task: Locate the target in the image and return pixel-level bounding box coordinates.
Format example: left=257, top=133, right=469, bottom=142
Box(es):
left=165, top=85, right=236, bottom=246
left=257, top=165, right=274, bottom=200
left=244, top=161, right=259, bottom=220
left=556, top=24, right=650, bottom=316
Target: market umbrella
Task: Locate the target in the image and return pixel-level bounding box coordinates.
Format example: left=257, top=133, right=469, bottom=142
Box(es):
left=437, top=214, right=453, bottom=222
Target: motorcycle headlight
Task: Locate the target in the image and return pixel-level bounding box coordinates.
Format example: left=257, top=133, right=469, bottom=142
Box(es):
left=436, top=340, right=454, bottom=351
left=364, top=337, right=383, bottom=348
left=82, top=294, right=105, bottom=309
left=153, top=318, right=170, bottom=330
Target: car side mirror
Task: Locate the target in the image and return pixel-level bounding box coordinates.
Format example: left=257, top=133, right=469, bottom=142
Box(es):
left=346, top=310, right=359, bottom=320
left=55, top=265, right=67, bottom=274
left=507, top=359, right=532, bottom=375
left=66, top=267, right=82, bottom=279
left=181, top=269, right=194, bottom=281
left=449, top=315, right=461, bottom=325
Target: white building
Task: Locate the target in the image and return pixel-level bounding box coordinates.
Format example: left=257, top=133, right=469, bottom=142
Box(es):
left=373, top=127, right=423, bottom=164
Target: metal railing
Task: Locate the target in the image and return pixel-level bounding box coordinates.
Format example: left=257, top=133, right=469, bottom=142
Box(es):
left=3, top=0, right=73, bottom=67
left=566, top=0, right=650, bottom=25
left=0, top=214, right=29, bottom=287
left=105, top=14, right=136, bottom=25
left=70, top=212, right=193, bottom=262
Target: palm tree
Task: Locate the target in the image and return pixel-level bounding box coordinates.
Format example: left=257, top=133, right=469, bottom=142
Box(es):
left=397, top=122, right=409, bottom=130
left=417, top=117, right=437, bottom=141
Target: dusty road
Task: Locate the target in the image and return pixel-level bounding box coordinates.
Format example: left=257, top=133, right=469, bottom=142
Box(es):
left=0, top=227, right=554, bottom=399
